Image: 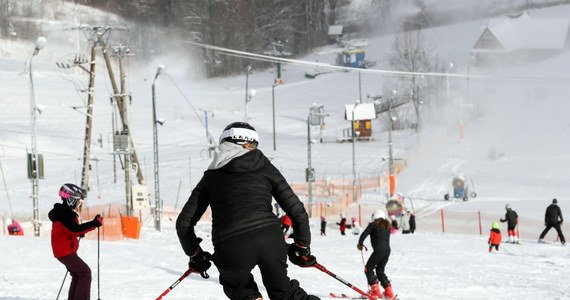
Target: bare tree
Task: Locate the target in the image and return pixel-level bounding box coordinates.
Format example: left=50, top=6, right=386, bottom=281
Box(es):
left=387, top=29, right=437, bottom=132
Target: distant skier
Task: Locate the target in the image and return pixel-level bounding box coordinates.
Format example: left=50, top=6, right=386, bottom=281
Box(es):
left=337, top=213, right=347, bottom=235
left=357, top=209, right=396, bottom=300
left=488, top=222, right=502, bottom=252
left=281, top=213, right=292, bottom=236
left=351, top=217, right=361, bottom=235
left=176, top=122, right=319, bottom=300
left=320, top=216, right=327, bottom=236
left=500, top=204, right=519, bottom=243
left=6, top=218, right=24, bottom=236
left=409, top=211, right=416, bottom=234
left=538, top=198, right=566, bottom=246
left=49, top=183, right=103, bottom=300
left=400, top=211, right=412, bottom=234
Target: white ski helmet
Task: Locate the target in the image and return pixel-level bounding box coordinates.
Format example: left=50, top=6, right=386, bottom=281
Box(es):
left=505, top=203, right=511, bottom=210
left=371, top=209, right=387, bottom=221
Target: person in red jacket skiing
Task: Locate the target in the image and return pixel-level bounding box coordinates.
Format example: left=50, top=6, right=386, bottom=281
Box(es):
left=488, top=222, right=502, bottom=252
left=49, top=183, right=102, bottom=300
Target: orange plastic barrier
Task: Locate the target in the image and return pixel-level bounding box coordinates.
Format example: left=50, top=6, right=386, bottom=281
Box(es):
left=121, top=216, right=141, bottom=239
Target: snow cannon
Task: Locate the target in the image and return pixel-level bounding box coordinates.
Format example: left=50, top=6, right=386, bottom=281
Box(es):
left=386, top=200, right=402, bottom=215
left=444, top=175, right=477, bottom=201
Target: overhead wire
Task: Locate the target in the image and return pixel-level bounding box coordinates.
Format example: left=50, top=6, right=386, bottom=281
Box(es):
left=182, top=40, right=570, bottom=84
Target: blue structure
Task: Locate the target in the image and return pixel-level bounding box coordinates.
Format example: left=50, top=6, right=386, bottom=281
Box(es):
left=336, top=49, right=366, bottom=68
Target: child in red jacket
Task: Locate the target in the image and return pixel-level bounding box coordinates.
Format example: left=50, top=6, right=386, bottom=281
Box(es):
left=488, top=222, right=502, bottom=252
left=49, top=183, right=102, bottom=300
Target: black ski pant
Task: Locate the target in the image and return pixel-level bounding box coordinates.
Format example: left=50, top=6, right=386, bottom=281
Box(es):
left=364, top=248, right=391, bottom=287
left=213, top=225, right=319, bottom=300
left=539, top=223, right=566, bottom=243
left=57, top=252, right=92, bottom=300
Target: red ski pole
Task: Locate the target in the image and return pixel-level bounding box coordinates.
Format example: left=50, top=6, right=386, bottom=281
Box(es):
left=156, top=269, right=193, bottom=300
left=312, top=262, right=375, bottom=300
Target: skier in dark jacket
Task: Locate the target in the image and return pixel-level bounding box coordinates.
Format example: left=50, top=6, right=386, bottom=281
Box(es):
left=49, top=183, right=102, bottom=300
left=357, top=209, right=395, bottom=300
left=539, top=198, right=565, bottom=245
left=500, top=204, right=519, bottom=243
left=176, top=122, right=319, bottom=300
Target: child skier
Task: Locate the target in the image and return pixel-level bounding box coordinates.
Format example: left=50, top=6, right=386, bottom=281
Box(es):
left=357, top=209, right=395, bottom=300
left=488, top=222, right=502, bottom=252
left=49, top=183, right=103, bottom=300
left=337, top=213, right=347, bottom=235
left=351, top=217, right=361, bottom=235
left=500, top=204, right=519, bottom=243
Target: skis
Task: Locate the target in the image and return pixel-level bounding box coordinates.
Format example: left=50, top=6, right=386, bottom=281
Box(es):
left=330, top=292, right=369, bottom=299
left=329, top=292, right=399, bottom=300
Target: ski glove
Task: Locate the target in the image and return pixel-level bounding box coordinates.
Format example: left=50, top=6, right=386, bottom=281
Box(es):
left=287, top=243, right=316, bottom=267
left=189, top=238, right=212, bottom=279
left=357, top=244, right=364, bottom=251
left=93, top=214, right=103, bottom=227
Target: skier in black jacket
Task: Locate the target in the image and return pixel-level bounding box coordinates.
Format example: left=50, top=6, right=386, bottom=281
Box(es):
left=500, top=204, right=519, bottom=243
left=357, top=209, right=395, bottom=300
left=538, top=198, right=565, bottom=245
left=176, top=122, right=319, bottom=300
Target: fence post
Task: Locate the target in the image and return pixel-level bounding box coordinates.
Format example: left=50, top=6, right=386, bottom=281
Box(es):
left=440, top=209, right=445, bottom=233
left=477, top=211, right=483, bottom=235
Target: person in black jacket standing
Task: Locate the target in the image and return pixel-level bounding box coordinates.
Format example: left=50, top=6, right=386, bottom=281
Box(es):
left=500, top=204, right=519, bottom=244
left=538, top=198, right=565, bottom=246
left=176, top=122, right=319, bottom=300
left=357, top=209, right=395, bottom=300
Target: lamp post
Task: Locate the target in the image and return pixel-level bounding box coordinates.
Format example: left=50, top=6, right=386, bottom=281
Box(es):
left=199, top=109, right=215, bottom=158
left=307, top=115, right=314, bottom=218
left=272, top=83, right=277, bottom=151
left=388, top=90, right=397, bottom=196
left=152, top=64, right=164, bottom=231
left=446, top=62, right=454, bottom=104
left=28, top=36, right=46, bottom=237
left=244, top=65, right=256, bottom=121
left=351, top=100, right=361, bottom=226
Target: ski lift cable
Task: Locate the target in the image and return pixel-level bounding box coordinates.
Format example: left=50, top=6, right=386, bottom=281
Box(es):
left=162, top=74, right=215, bottom=143
left=183, top=40, right=570, bottom=84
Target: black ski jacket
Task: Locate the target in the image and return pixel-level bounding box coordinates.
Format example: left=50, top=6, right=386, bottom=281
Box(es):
left=176, top=149, right=310, bottom=256
left=545, top=204, right=563, bottom=225
left=500, top=210, right=518, bottom=228
left=358, top=222, right=391, bottom=251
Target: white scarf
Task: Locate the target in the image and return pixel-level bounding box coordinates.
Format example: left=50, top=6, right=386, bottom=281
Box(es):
left=208, top=142, right=250, bottom=170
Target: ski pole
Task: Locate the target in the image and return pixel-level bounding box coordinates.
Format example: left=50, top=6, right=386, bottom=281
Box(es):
left=156, top=268, right=193, bottom=300
left=97, top=226, right=101, bottom=300
left=312, top=262, right=375, bottom=300
left=56, top=271, right=68, bottom=300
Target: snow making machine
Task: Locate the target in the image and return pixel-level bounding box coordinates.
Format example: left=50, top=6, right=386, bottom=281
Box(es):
left=444, top=175, right=477, bottom=201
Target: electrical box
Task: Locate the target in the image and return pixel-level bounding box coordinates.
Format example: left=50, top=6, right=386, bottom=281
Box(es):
left=113, top=131, right=130, bottom=153
left=27, top=153, right=44, bottom=179
left=305, top=168, right=315, bottom=182
left=131, top=184, right=149, bottom=211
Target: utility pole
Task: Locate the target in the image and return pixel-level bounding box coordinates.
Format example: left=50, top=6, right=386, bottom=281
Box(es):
left=306, top=115, right=314, bottom=218
left=27, top=36, right=47, bottom=237
left=152, top=65, right=164, bottom=231
left=388, top=90, right=397, bottom=196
